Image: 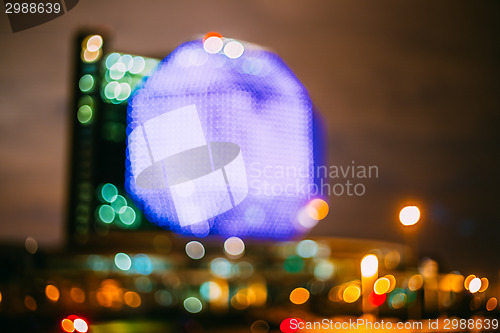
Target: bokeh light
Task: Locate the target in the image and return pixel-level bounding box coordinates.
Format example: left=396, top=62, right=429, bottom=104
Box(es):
left=200, top=281, right=222, bottom=301
left=251, top=320, right=270, bottom=333
left=486, top=297, right=497, bottom=311
left=360, top=254, right=378, bottom=277
left=224, top=237, right=245, bottom=257
left=296, top=239, right=318, bottom=258
left=183, top=296, right=203, bottom=313
left=78, top=74, right=94, bottom=92
left=114, top=253, right=132, bottom=271
left=374, top=277, right=390, bottom=294
left=124, top=291, right=141, bottom=307
left=369, top=291, right=387, bottom=307
left=86, top=35, right=103, bottom=52
left=343, top=285, right=361, bottom=303
left=77, top=105, right=93, bottom=124
left=210, top=258, right=232, bottom=277
left=45, top=284, right=60, bottom=302
left=204, top=36, right=224, bottom=54
left=307, top=198, right=329, bottom=220
left=73, top=318, right=89, bottom=333
left=223, top=40, right=245, bottom=59
left=24, top=295, right=36, bottom=311
left=468, top=277, right=481, bottom=293
left=289, top=287, right=310, bottom=305
left=399, top=206, right=420, bottom=226
left=61, top=318, right=74, bottom=332
left=185, top=241, right=205, bottom=259
left=408, top=274, right=424, bottom=291
left=24, top=237, right=38, bottom=254
left=70, top=287, right=85, bottom=303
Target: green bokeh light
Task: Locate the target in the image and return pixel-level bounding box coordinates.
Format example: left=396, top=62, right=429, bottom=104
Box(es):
left=77, top=105, right=93, bottom=124
left=119, top=206, right=136, bottom=225
left=101, top=183, right=118, bottom=203
left=79, top=74, right=94, bottom=92
left=283, top=255, right=305, bottom=273
left=98, top=204, right=115, bottom=223
left=111, top=195, right=127, bottom=213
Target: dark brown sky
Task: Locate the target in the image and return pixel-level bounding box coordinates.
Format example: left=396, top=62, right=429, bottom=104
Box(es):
left=0, top=1, right=499, bottom=276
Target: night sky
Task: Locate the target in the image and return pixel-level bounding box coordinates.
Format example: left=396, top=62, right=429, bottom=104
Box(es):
left=0, top=1, right=499, bottom=277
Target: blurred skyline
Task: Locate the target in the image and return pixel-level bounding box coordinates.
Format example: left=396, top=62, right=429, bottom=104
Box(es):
left=0, top=1, right=499, bottom=276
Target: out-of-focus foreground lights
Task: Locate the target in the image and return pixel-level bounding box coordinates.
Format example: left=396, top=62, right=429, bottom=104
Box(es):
left=399, top=206, right=420, bottom=226
left=289, top=287, right=310, bottom=305
left=343, top=285, right=361, bottom=303
left=86, top=35, right=103, bottom=52
left=224, top=237, right=245, bottom=257
left=184, top=296, right=203, bottom=313
left=81, top=34, right=103, bottom=63
left=73, top=318, right=88, bottom=333
left=307, top=198, right=329, bottom=220
left=408, top=274, right=424, bottom=291
left=486, top=297, right=498, bottom=311
left=374, top=277, right=391, bottom=294
left=223, top=40, right=245, bottom=59
left=185, top=241, right=205, bottom=259
left=203, top=36, right=224, bottom=54
left=61, top=316, right=89, bottom=333
left=360, top=254, right=378, bottom=277
left=468, top=277, right=481, bottom=293
left=124, top=291, right=141, bottom=307
left=25, top=236, right=38, bottom=254
left=296, top=239, right=318, bottom=258
left=45, top=284, right=60, bottom=302
left=114, top=253, right=132, bottom=271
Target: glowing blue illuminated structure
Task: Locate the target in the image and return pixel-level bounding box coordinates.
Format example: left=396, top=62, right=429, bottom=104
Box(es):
left=126, top=37, right=316, bottom=239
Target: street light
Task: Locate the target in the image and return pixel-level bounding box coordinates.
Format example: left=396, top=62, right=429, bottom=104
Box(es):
left=399, top=205, right=422, bottom=318
left=399, top=206, right=420, bottom=226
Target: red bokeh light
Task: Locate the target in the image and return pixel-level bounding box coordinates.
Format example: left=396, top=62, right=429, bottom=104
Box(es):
left=369, top=291, right=387, bottom=307
left=280, top=317, right=303, bottom=333
left=203, top=32, right=223, bottom=42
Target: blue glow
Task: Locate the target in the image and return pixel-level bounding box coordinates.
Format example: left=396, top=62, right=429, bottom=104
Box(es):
left=126, top=38, right=315, bottom=239
left=133, top=254, right=153, bottom=275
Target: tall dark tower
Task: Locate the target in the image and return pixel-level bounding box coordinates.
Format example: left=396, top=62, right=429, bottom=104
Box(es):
left=66, top=31, right=162, bottom=247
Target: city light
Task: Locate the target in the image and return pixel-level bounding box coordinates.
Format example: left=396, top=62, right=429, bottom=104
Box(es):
left=124, top=291, right=141, bottom=307
left=126, top=38, right=316, bottom=240
left=24, top=236, right=38, bottom=254
left=203, top=36, right=224, bottom=54
left=86, top=35, right=103, bottom=52
left=289, top=287, right=310, bottom=304
left=360, top=254, right=378, bottom=277
left=296, top=239, right=318, bottom=258
left=373, top=277, right=390, bottom=294
left=184, top=296, right=203, bottom=313
left=70, top=287, right=85, bottom=303
left=61, top=316, right=88, bottom=333
left=45, top=284, right=60, bottom=302
left=468, top=277, right=481, bottom=293
left=486, top=297, right=498, bottom=311
left=24, top=295, right=37, bottom=311
left=73, top=318, right=89, bottom=333
left=61, top=318, right=74, bottom=332
left=114, top=253, right=132, bottom=271
left=78, top=74, right=94, bottom=92
left=185, top=241, right=205, bottom=259
left=306, top=198, right=329, bottom=220
left=408, top=274, right=424, bottom=291
left=224, top=237, right=245, bottom=257
left=343, top=285, right=361, bottom=303
left=223, top=40, right=244, bottom=59
left=399, top=206, right=420, bottom=226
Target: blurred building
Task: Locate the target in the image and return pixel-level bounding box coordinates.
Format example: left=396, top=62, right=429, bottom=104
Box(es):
left=0, top=30, right=498, bottom=333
